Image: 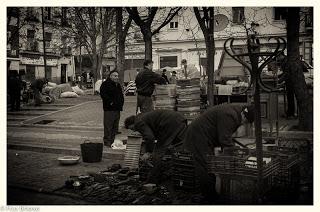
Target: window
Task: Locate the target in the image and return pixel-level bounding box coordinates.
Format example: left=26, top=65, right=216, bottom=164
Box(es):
left=45, top=7, right=52, bottom=20
left=44, top=32, right=52, bottom=48
left=274, top=7, right=287, bottom=20
left=27, top=30, right=36, bottom=51
left=27, top=30, right=35, bottom=39
left=61, top=7, right=69, bottom=26
left=169, top=17, right=179, bottom=29
left=169, top=21, right=178, bottom=29
left=305, top=8, right=313, bottom=29
left=160, top=56, right=177, bottom=68
left=232, top=7, right=244, bottom=24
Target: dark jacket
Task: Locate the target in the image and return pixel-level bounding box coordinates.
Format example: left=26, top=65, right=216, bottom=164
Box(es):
left=8, top=76, right=22, bottom=95
left=100, top=78, right=124, bottom=111
left=162, top=73, right=170, bottom=84
left=183, top=104, right=244, bottom=153
left=135, top=68, right=166, bottom=97
left=30, top=78, right=46, bottom=90
left=134, top=110, right=187, bottom=150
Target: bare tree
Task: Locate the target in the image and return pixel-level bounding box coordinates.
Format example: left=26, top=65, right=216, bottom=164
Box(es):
left=116, top=7, right=132, bottom=86
left=194, top=7, right=215, bottom=107
left=126, top=7, right=182, bottom=60
left=68, top=7, right=116, bottom=81
left=286, top=7, right=313, bottom=130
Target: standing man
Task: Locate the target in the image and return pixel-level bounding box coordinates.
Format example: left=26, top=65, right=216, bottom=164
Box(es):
left=135, top=60, right=166, bottom=113
left=182, top=103, right=255, bottom=203
left=100, top=70, right=124, bottom=147
left=7, top=70, right=22, bottom=111
left=124, top=110, right=188, bottom=183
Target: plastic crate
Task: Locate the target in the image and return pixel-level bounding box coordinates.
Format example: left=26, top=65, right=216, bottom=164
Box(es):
left=207, top=149, right=280, bottom=179
left=172, top=152, right=199, bottom=190
left=209, top=148, right=278, bottom=203
left=217, top=174, right=273, bottom=204
left=261, top=146, right=301, bottom=190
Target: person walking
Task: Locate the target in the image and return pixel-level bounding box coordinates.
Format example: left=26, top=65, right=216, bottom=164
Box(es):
left=135, top=60, right=166, bottom=113
left=182, top=103, right=255, bottom=203
left=7, top=70, right=22, bottom=111
left=124, top=109, right=187, bottom=183
left=100, top=70, right=124, bottom=147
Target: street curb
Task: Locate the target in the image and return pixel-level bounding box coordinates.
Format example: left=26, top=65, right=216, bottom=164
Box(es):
left=21, top=100, right=100, bottom=125
left=8, top=143, right=125, bottom=160
left=13, top=123, right=104, bottom=131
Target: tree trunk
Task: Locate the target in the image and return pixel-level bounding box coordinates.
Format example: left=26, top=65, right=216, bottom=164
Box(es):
left=286, top=7, right=313, bottom=131
left=143, top=31, right=153, bottom=60
left=206, top=8, right=215, bottom=107
left=206, top=39, right=215, bottom=107
left=116, top=8, right=125, bottom=86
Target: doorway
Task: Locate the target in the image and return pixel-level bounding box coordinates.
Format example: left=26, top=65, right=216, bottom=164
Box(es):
left=25, top=65, right=35, bottom=81
left=61, top=64, right=67, bottom=84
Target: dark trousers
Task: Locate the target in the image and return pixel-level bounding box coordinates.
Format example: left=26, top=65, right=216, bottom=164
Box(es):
left=103, top=111, right=120, bottom=146
left=137, top=95, right=153, bottom=113
left=33, top=88, right=41, bottom=106
left=9, top=93, right=21, bottom=111
left=185, top=140, right=217, bottom=200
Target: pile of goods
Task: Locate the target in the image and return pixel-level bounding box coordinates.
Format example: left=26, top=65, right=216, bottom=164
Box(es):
left=153, top=84, right=177, bottom=111
left=58, top=162, right=197, bottom=205
left=176, top=78, right=201, bottom=121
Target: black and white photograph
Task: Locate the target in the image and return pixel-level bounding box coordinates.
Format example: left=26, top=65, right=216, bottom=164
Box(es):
left=2, top=1, right=316, bottom=209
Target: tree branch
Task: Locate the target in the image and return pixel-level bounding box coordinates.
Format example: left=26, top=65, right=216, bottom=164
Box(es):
left=152, top=7, right=182, bottom=35
left=194, top=7, right=208, bottom=39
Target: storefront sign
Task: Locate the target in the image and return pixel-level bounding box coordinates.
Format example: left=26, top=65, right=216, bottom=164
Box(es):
left=20, top=56, right=57, bottom=66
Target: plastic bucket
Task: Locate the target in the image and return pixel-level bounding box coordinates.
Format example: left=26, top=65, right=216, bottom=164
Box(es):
left=80, top=141, right=103, bottom=163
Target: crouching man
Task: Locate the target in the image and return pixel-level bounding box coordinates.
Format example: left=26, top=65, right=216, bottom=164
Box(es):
left=124, top=110, right=187, bottom=183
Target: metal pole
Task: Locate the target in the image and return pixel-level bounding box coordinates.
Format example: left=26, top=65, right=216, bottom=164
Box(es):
left=41, top=7, right=47, bottom=79
left=249, top=41, right=264, bottom=203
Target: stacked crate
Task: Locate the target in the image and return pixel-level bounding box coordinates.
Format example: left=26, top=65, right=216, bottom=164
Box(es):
left=176, top=78, right=201, bottom=121
left=153, top=84, right=177, bottom=111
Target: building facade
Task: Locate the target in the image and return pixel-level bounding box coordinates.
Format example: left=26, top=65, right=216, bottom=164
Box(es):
left=7, top=7, right=76, bottom=84
left=124, top=7, right=313, bottom=81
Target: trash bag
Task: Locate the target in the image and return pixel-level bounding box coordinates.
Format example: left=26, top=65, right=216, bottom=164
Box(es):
left=60, top=91, right=79, bottom=98
left=72, top=85, right=85, bottom=95
left=57, top=83, right=73, bottom=93
left=111, top=139, right=126, bottom=150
